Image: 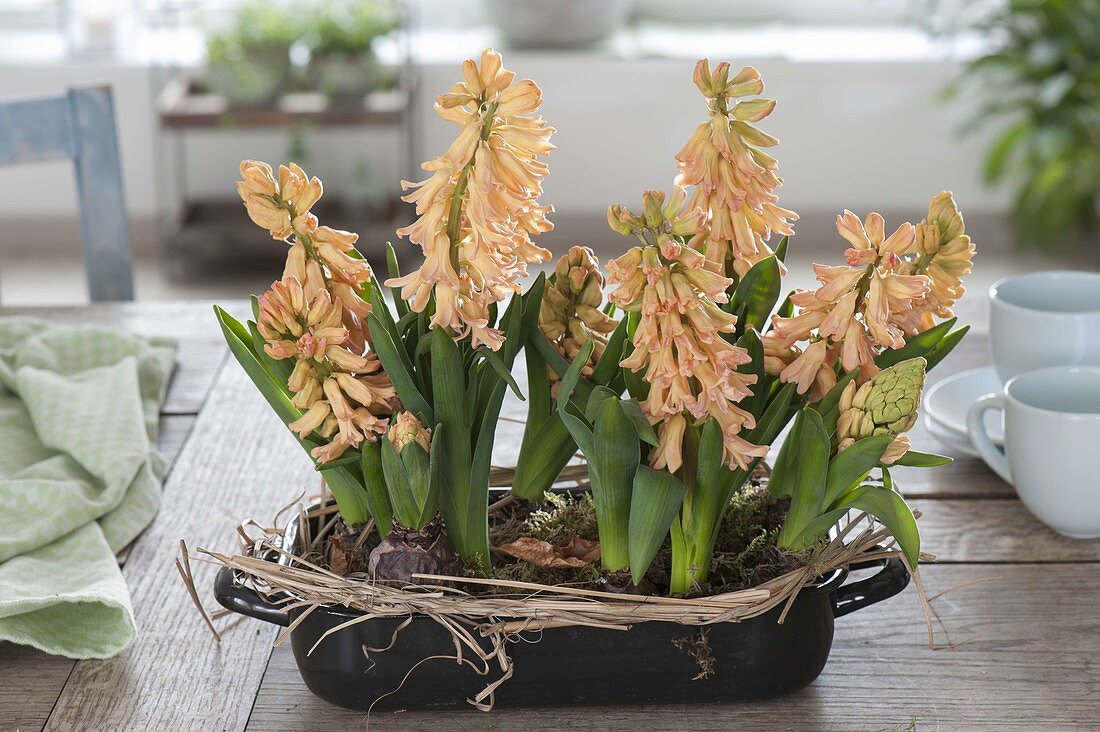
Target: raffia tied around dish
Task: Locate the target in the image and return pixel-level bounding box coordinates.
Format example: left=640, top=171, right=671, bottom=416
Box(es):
left=387, top=48, right=555, bottom=351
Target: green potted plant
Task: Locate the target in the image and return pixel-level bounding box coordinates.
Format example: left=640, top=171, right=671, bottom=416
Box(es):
left=203, top=48, right=976, bottom=711
left=307, top=0, right=399, bottom=103
left=205, top=2, right=302, bottom=108
left=949, top=0, right=1100, bottom=252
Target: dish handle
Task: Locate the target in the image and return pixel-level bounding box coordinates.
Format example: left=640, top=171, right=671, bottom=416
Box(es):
left=832, top=556, right=910, bottom=618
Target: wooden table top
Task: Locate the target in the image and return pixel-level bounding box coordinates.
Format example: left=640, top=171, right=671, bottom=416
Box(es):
left=1, top=301, right=1097, bottom=731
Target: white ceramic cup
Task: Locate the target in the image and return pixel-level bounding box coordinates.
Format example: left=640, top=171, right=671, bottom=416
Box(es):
left=967, top=366, right=1100, bottom=538
left=989, top=271, right=1100, bottom=384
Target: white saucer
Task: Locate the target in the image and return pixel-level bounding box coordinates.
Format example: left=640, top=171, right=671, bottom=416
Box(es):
left=924, top=366, right=1004, bottom=445
left=922, top=413, right=981, bottom=458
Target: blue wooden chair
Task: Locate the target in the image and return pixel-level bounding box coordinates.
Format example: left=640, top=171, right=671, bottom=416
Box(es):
left=0, top=87, right=134, bottom=301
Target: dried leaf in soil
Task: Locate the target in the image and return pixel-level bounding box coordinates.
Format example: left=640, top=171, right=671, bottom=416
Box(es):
left=498, top=536, right=601, bottom=569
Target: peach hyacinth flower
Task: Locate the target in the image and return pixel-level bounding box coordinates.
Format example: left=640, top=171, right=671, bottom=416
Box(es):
left=763, top=191, right=974, bottom=399
left=675, top=60, right=797, bottom=278
left=387, top=48, right=555, bottom=350
left=607, top=187, right=768, bottom=473
left=237, top=160, right=374, bottom=351
left=258, top=276, right=397, bottom=463
left=892, top=192, right=976, bottom=335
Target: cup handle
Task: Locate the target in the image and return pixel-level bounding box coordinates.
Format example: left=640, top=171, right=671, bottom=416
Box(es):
left=967, top=393, right=1012, bottom=484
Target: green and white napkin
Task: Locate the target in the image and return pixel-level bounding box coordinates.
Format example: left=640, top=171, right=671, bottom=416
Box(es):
left=0, top=318, right=176, bottom=658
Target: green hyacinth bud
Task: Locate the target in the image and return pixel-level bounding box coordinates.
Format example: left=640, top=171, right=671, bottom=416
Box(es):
left=837, top=357, right=926, bottom=447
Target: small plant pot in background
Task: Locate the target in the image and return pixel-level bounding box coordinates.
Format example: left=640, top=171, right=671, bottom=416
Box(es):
left=206, top=47, right=293, bottom=109
left=487, top=0, right=634, bottom=49
left=312, top=51, right=387, bottom=104
left=214, top=503, right=911, bottom=711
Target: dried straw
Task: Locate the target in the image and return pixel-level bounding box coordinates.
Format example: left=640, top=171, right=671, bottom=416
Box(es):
left=190, top=495, right=921, bottom=711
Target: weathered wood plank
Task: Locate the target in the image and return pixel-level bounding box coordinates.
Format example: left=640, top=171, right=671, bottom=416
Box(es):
left=0, top=644, right=74, bottom=732
left=43, top=363, right=314, bottom=732
left=0, top=301, right=245, bottom=415
left=244, top=562, right=1100, bottom=731
left=912, top=498, right=1100, bottom=563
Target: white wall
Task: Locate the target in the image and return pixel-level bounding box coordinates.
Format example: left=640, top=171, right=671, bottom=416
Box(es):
left=0, top=23, right=1006, bottom=253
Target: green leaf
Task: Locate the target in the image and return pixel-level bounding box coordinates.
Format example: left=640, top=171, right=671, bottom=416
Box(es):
left=590, top=397, right=642, bottom=571
left=368, top=312, right=433, bottom=423
left=729, top=255, right=782, bottom=334
left=842, top=485, right=921, bottom=566
left=619, top=399, right=659, bottom=447
left=773, top=409, right=831, bottom=548
left=385, top=242, right=409, bottom=319
left=923, top=325, right=970, bottom=372
left=421, top=424, right=445, bottom=528
left=381, top=435, right=419, bottom=528
left=736, top=328, right=767, bottom=418
left=775, top=235, right=789, bottom=263
left=359, top=440, right=393, bottom=534
left=480, top=347, right=525, bottom=400
left=894, top=450, right=954, bottom=468
left=215, top=306, right=374, bottom=527
left=556, top=340, right=595, bottom=415
left=628, top=466, right=688, bottom=585
left=621, top=343, right=650, bottom=401
left=584, top=385, right=618, bottom=423
left=430, top=327, right=483, bottom=562
left=876, top=317, right=957, bottom=369
left=823, top=434, right=893, bottom=507
left=591, top=318, right=629, bottom=385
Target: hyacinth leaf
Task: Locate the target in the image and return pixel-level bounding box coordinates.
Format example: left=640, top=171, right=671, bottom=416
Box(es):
left=590, top=396, right=642, bottom=571
left=359, top=440, right=394, bottom=535
left=621, top=342, right=651, bottom=402
left=695, top=417, right=726, bottom=500
left=368, top=312, right=433, bottom=424
left=591, top=318, right=629, bottom=385
left=384, top=242, right=409, bottom=319
left=511, top=348, right=565, bottom=500
left=775, top=234, right=790, bottom=263
left=381, top=435, right=423, bottom=529
left=515, top=273, right=547, bottom=362
left=923, top=325, right=970, bottom=372
left=479, top=348, right=525, bottom=400
left=895, top=450, right=954, bottom=468
left=470, top=379, right=507, bottom=502
left=747, top=381, right=798, bottom=446
left=817, top=370, right=861, bottom=435
left=772, top=408, right=830, bottom=548
left=584, top=386, right=618, bottom=423
left=420, top=424, right=445, bottom=528
left=619, top=399, right=659, bottom=447
left=628, top=466, right=688, bottom=585
left=728, top=255, right=782, bottom=334
left=736, top=329, right=767, bottom=418
left=246, top=320, right=294, bottom=390
left=774, top=292, right=795, bottom=321
left=557, top=339, right=595, bottom=414
left=823, top=434, right=893, bottom=507
left=215, top=306, right=373, bottom=527
left=876, top=317, right=958, bottom=369
left=834, top=484, right=920, bottom=566
left=395, top=308, right=419, bottom=333
left=430, top=326, right=485, bottom=563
